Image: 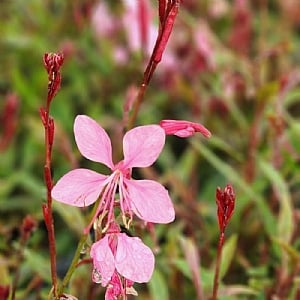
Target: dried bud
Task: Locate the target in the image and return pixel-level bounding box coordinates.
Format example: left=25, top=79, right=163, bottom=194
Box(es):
left=159, top=119, right=211, bottom=138
left=216, top=184, right=235, bottom=232
left=43, top=52, right=64, bottom=102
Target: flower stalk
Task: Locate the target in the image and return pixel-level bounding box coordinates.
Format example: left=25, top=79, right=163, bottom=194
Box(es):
left=41, top=52, right=64, bottom=299
left=212, top=184, right=235, bottom=300
left=128, top=0, right=181, bottom=129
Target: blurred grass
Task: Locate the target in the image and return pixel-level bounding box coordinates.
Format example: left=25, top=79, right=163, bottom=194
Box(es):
left=1, top=0, right=300, bottom=299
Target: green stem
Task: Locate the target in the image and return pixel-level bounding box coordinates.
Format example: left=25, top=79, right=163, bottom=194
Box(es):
left=58, top=233, right=88, bottom=296
left=57, top=199, right=100, bottom=296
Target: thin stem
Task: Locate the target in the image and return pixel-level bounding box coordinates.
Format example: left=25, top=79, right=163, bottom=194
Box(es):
left=58, top=201, right=99, bottom=296
left=127, top=83, right=147, bottom=130
left=212, top=231, right=225, bottom=300
left=43, top=102, right=58, bottom=298
left=58, top=233, right=89, bottom=295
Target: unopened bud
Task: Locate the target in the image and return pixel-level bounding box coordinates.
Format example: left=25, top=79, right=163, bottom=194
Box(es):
left=216, top=184, right=235, bottom=232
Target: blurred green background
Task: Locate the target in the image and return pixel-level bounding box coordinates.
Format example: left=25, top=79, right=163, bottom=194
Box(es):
left=1, top=0, right=300, bottom=299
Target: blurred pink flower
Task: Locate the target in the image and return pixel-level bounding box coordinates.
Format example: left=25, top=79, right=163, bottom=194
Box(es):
left=229, top=0, right=252, bottom=55
left=193, top=21, right=216, bottom=72
left=122, top=0, right=157, bottom=56
left=90, top=231, right=154, bottom=289
left=160, top=119, right=211, bottom=138
left=52, top=115, right=175, bottom=232
left=91, top=2, right=117, bottom=37
left=91, top=1, right=176, bottom=68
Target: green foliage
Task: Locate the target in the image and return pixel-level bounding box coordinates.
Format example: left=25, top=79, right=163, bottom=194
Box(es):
left=1, top=0, right=300, bottom=299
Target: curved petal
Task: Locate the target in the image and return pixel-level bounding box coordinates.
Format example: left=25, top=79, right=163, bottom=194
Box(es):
left=123, top=125, right=165, bottom=168
left=90, top=235, right=115, bottom=287
left=51, top=169, right=107, bottom=207
left=125, top=179, right=175, bottom=223
left=115, top=233, right=154, bottom=283
left=74, top=115, right=114, bottom=169
left=159, top=119, right=211, bottom=138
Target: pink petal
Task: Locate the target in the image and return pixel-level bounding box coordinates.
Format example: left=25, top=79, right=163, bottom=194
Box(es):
left=125, top=179, right=175, bottom=223
left=159, top=119, right=211, bottom=138
left=105, top=272, right=122, bottom=300
left=115, top=233, right=154, bottom=283
left=74, top=115, right=114, bottom=169
left=51, top=169, right=107, bottom=207
left=90, top=236, right=115, bottom=286
left=123, top=125, right=165, bottom=168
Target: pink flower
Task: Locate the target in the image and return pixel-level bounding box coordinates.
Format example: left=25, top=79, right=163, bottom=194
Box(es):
left=159, top=119, right=211, bottom=138
left=51, top=115, right=175, bottom=231
left=90, top=231, right=154, bottom=289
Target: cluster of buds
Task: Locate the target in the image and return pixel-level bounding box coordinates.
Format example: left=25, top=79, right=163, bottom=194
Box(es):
left=43, top=53, right=64, bottom=103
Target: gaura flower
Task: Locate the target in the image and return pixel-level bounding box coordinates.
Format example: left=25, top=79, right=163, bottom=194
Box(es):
left=159, top=119, right=211, bottom=138
left=90, top=231, right=154, bottom=287
left=51, top=115, right=175, bottom=232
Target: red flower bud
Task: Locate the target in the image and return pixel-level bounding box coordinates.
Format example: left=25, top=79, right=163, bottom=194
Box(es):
left=43, top=52, right=64, bottom=102
left=216, top=184, right=235, bottom=232
left=154, top=1, right=180, bottom=64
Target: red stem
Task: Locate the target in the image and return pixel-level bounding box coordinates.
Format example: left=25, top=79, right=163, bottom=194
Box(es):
left=212, top=231, right=225, bottom=300
left=43, top=102, right=58, bottom=298
left=127, top=0, right=180, bottom=129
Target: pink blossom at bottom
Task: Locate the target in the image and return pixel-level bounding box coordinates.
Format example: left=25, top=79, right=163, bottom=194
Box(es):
left=91, top=231, right=154, bottom=298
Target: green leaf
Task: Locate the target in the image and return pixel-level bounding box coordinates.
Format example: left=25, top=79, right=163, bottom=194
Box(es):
left=53, top=202, right=86, bottom=236
left=220, top=234, right=238, bottom=279
left=259, top=159, right=294, bottom=243
left=271, top=237, right=300, bottom=263
left=148, top=269, right=169, bottom=300
left=23, top=248, right=52, bottom=284
left=256, top=81, right=279, bottom=103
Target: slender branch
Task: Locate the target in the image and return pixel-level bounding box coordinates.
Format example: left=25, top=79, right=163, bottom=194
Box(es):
left=58, top=233, right=89, bottom=296
left=42, top=106, right=58, bottom=298
left=42, top=52, right=64, bottom=299
left=127, top=0, right=180, bottom=129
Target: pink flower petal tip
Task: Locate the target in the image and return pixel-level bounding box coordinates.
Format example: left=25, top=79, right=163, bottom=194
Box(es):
left=160, top=119, right=211, bottom=138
